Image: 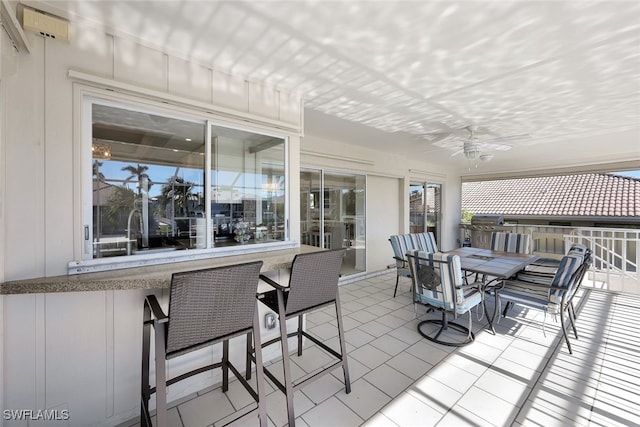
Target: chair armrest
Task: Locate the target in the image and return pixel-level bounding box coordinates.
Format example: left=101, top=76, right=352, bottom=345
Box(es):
left=259, top=274, right=288, bottom=291
left=392, top=255, right=408, bottom=265
left=145, top=295, right=168, bottom=323
left=456, top=283, right=480, bottom=290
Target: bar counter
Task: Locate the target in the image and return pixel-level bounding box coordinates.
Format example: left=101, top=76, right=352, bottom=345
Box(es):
left=1, top=246, right=319, bottom=295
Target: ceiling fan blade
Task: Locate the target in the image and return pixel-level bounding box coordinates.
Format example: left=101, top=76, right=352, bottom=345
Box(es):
left=421, top=132, right=451, bottom=143
left=482, top=134, right=531, bottom=144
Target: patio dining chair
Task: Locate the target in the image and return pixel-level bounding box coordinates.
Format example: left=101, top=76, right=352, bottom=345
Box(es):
left=498, top=251, right=592, bottom=354
left=251, top=248, right=350, bottom=426
left=407, top=250, right=489, bottom=347
left=490, top=231, right=531, bottom=254
left=518, top=243, right=589, bottom=285
left=473, top=231, right=532, bottom=286
left=389, top=232, right=438, bottom=297
left=141, top=261, right=267, bottom=427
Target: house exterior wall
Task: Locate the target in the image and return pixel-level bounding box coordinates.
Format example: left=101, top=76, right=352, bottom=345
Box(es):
left=0, top=14, right=459, bottom=427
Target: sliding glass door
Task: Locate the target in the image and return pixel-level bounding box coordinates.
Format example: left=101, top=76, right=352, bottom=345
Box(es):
left=410, top=182, right=442, bottom=244
left=301, top=169, right=366, bottom=276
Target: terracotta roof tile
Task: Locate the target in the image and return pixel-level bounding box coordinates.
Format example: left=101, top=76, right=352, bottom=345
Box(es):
left=462, top=173, right=640, bottom=219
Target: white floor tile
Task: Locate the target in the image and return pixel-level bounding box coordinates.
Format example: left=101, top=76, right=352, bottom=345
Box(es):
left=356, top=320, right=393, bottom=338
left=349, top=344, right=392, bottom=370
left=290, top=345, right=335, bottom=374
left=427, top=361, right=479, bottom=395
left=405, top=339, right=451, bottom=366
left=381, top=391, right=444, bottom=426
left=369, top=334, right=410, bottom=356
left=300, top=396, right=363, bottom=427
left=456, top=386, right=519, bottom=426
left=408, top=376, right=462, bottom=412
left=299, top=373, right=346, bottom=404
left=475, top=369, right=531, bottom=407
left=385, top=351, right=432, bottom=380
left=363, top=364, right=414, bottom=398
left=178, top=388, right=235, bottom=427
left=436, top=406, right=495, bottom=427
left=360, top=412, right=398, bottom=427
left=265, top=389, right=315, bottom=427
left=344, top=327, right=376, bottom=348
left=336, top=378, right=392, bottom=420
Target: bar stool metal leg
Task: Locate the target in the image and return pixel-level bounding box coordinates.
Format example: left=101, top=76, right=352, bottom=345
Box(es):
left=277, top=290, right=296, bottom=427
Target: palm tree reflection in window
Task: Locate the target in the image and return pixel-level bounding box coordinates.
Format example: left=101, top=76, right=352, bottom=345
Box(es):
left=122, top=163, right=152, bottom=247
left=159, top=176, right=198, bottom=238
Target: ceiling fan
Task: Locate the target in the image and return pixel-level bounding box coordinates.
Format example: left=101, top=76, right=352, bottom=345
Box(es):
left=427, top=125, right=531, bottom=166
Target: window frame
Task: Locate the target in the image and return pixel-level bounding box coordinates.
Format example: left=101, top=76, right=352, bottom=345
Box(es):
left=71, top=89, right=292, bottom=274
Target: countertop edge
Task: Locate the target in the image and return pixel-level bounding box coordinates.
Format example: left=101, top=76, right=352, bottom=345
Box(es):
left=1, top=246, right=318, bottom=295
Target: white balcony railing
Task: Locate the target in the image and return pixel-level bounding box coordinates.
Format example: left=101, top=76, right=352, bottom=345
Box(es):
left=460, top=223, right=640, bottom=295
left=568, top=227, right=639, bottom=295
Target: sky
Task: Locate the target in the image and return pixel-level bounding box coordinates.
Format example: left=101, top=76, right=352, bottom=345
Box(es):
left=610, top=170, right=640, bottom=179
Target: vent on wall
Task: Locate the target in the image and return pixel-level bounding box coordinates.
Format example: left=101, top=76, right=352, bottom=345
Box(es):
left=22, top=7, right=69, bottom=41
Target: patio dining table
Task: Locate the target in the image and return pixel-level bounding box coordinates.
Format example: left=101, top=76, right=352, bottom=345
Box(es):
left=448, top=247, right=539, bottom=280
left=446, top=246, right=539, bottom=330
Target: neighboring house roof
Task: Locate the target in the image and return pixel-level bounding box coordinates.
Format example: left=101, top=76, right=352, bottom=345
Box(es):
left=462, top=173, right=640, bottom=220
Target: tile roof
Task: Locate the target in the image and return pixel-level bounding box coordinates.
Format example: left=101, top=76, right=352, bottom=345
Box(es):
left=462, top=173, right=640, bottom=219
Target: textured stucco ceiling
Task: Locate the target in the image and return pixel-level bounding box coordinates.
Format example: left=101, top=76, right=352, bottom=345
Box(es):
left=28, top=0, right=640, bottom=174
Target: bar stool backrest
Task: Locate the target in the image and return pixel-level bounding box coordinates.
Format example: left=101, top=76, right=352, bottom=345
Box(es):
left=166, top=261, right=263, bottom=359
left=284, top=249, right=346, bottom=316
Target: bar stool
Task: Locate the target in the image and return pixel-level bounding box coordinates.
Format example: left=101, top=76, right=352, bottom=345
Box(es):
left=250, top=248, right=350, bottom=426
left=141, top=261, right=267, bottom=427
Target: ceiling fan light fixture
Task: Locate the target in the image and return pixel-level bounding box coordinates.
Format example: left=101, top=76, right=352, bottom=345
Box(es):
left=463, top=141, right=481, bottom=160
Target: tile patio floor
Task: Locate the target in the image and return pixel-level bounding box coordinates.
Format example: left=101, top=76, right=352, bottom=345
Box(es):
left=123, top=272, right=640, bottom=427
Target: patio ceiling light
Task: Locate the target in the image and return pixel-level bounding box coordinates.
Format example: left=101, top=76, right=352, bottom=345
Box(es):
left=92, top=140, right=112, bottom=160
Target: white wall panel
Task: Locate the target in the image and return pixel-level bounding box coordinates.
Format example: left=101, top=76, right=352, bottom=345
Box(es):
left=3, top=295, right=38, bottom=416
left=248, top=82, right=278, bottom=120
left=367, top=175, right=400, bottom=272
left=45, top=291, right=107, bottom=427
left=113, top=38, right=167, bottom=91
left=112, top=289, right=144, bottom=419
left=168, top=57, right=213, bottom=103
left=43, top=38, right=75, bottom=277
left=279, top=90, right=302, bottom=125
left=67, top=24, right=115, bottom=78
left=212, top=68, right=248, bottom=112
left=4, top=35, right=46, bottom=280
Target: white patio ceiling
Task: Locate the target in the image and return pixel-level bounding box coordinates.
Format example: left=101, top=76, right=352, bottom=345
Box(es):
left=28, top=0, right=640, bottom=176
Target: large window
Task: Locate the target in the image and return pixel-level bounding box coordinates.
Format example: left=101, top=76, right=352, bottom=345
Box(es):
left=86, top=99, right=287, bottom=261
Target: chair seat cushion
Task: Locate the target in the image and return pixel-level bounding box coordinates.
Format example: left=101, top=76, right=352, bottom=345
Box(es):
left=499, top=282, right=559, bottom=313
left=515, top=270, right=554, bottom=285
left=455, top=288, right=482, bottom=314
left=415, top=286, right=482, bottom=314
